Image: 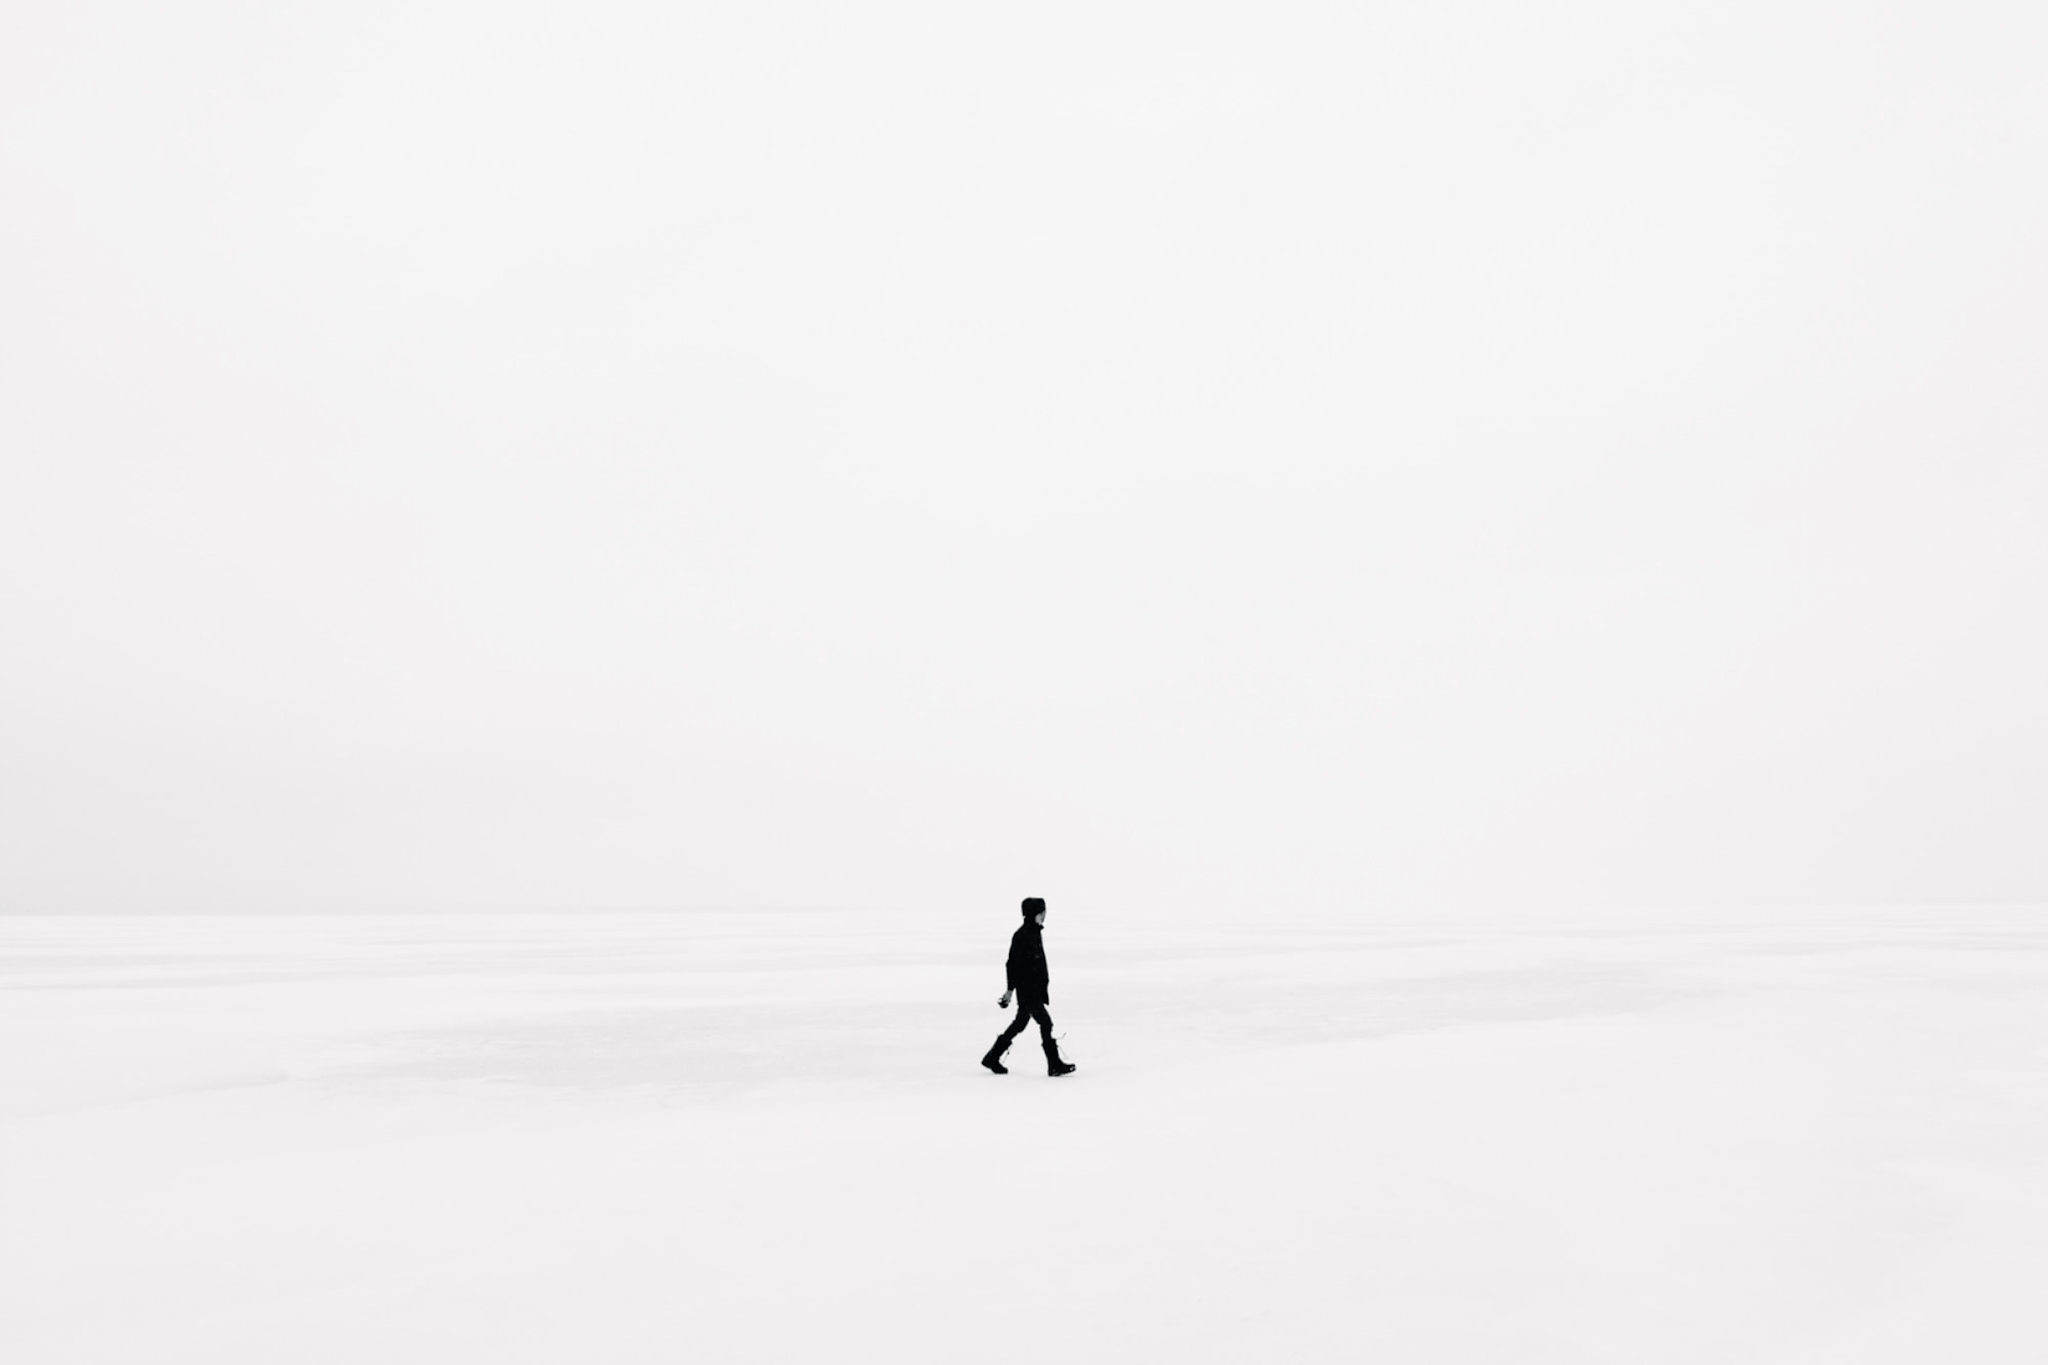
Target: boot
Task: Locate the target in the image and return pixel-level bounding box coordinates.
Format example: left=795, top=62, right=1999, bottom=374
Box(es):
left=1043, top=1039, right=1076, bottom=1077
left=980, top=1041, right=1009, bottom=1074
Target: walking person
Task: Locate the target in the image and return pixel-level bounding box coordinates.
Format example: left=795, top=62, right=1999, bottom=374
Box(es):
left=981, top=897, right=1077, bottom=1076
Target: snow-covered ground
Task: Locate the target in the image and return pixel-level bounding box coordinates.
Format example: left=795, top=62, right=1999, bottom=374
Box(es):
left=4, top=908, right=2045, bottom=1363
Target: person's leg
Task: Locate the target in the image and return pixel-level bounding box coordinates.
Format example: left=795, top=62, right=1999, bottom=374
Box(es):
left=982, top=998, right=1030, bottom=1072
left=1031, top=1000, right=1075, bottom=1075
left=1030, top=1001, right=1055, bottom=1046
left=999, top=1001, right=1032, bottom=1048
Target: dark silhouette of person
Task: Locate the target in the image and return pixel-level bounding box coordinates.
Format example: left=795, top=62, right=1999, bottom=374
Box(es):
left=981, top=897, right=1076, bottom=1076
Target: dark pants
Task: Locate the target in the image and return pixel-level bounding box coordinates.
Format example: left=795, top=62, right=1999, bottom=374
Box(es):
left=996, top=994, right=1055, bottom=1052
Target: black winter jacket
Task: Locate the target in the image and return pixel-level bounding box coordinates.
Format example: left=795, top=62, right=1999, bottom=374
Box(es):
left=1006, top=921, right=1049, bottom=1001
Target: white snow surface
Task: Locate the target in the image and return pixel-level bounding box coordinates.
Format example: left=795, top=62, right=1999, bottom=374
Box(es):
left=4, top=908, right=2046, bottom=1363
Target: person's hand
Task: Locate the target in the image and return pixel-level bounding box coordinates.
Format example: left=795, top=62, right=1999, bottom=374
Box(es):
left=998, top=990, right=1012, bottom=1009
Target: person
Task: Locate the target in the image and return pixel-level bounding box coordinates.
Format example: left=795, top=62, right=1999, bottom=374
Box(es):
left=981, top=897, right=1076, bottom=1076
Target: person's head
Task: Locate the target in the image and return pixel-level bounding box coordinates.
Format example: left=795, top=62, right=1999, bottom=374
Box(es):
left=1022, top=896, right=1046, bottom=926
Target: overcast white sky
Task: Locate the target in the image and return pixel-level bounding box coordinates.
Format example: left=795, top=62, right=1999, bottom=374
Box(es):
left=3, top=0, right=2044, bottom=916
